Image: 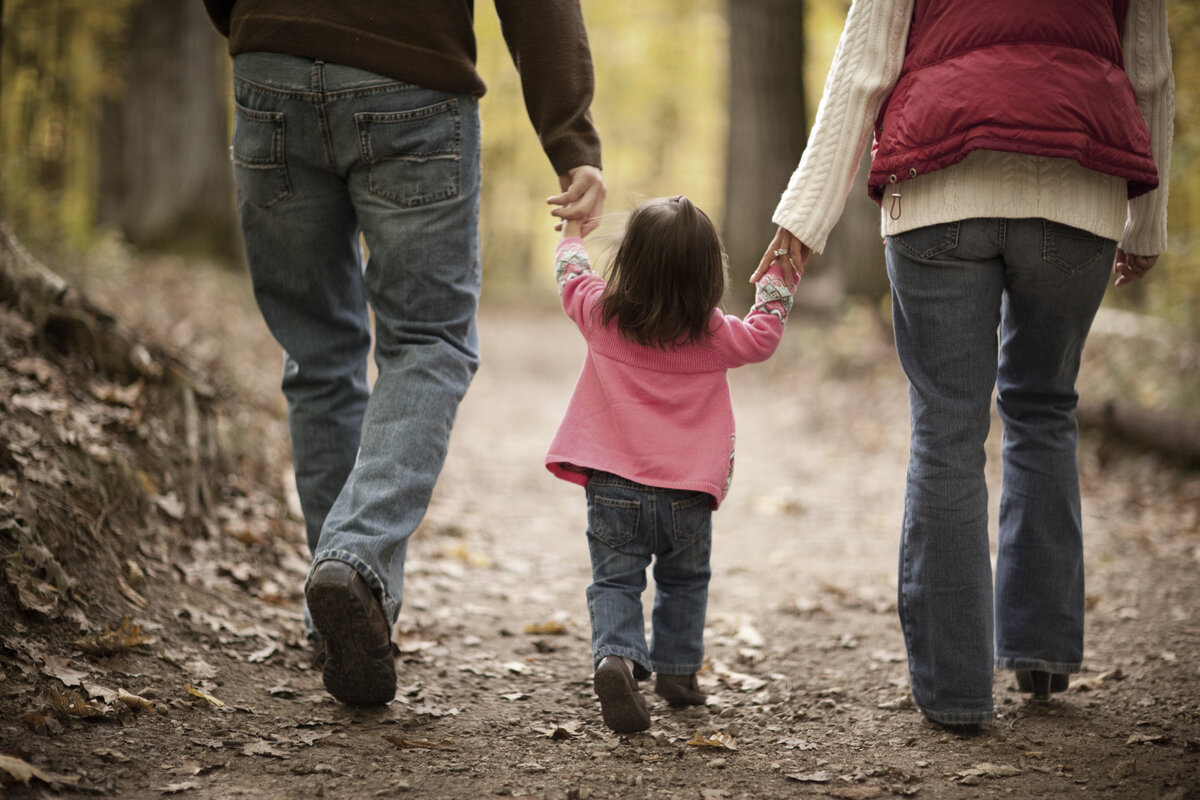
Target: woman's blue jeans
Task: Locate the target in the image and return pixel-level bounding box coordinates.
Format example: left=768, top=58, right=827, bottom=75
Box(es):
left=584, top=473, right=714, bottom=680
left=886, top=218, right=1115, bottom=724
left=230, top=53, right=483, bottom=624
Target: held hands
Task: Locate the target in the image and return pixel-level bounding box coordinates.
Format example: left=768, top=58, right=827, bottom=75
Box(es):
left=751, top=227, right=811, bottom=287
left=548, top=165, right=606, bottom=237
left=1113, top=248, right=1157, bottom=287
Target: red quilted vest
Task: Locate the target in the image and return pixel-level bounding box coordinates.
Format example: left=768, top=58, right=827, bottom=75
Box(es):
left=868, top=0, right=1159, bottom=205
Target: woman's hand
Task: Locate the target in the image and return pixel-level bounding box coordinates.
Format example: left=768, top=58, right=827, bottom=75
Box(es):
left=751, top=227, right=811, bottom=286
left=1113, top=248, right=1158, bottom=287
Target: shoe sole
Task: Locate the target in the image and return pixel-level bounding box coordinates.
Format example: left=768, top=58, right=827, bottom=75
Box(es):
left=307, top=580, right=396, bottom=706
left=594, top=664, right=651, bottom=733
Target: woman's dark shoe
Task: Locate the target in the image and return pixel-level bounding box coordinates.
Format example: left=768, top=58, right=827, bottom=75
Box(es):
left=654, top=673, right=707, bottom=707
left=594, top=656, right=651, bottom=733
left=1015, top=670, right=1069, bottom=701
left=306, top=559, right=397, bottom=706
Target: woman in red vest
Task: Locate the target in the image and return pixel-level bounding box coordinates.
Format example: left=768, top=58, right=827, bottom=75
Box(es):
left=753, top=0, right=1173, bottom=727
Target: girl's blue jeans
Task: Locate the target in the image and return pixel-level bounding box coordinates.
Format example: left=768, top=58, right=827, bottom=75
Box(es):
left=584, top=472, right=714, bottom=681
left=886, top=218, right=1115, bottom=725
left=230, top=52, right=483, bottom=625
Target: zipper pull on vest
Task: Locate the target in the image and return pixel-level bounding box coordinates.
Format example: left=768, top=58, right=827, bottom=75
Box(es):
left=888, top=168, right=917, bottom=220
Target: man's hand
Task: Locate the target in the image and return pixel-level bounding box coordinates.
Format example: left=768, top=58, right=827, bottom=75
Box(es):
left=548, top=165, right=606, bottom=236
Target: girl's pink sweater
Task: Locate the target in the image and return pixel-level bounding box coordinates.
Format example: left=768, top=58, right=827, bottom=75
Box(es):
left=545, top=237, right=794, bottom=508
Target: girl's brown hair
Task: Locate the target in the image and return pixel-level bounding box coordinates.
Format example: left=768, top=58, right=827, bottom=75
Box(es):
left=598, top=196, right=728, bottom=348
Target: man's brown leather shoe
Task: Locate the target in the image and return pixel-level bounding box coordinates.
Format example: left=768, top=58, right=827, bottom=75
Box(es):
left=306, top=559, right=396, bottom=705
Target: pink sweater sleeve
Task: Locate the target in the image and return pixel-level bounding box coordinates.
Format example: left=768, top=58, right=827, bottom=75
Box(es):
left=556, top=237, right=606, bottom=331
left=714, top=263, right=796, bottom=367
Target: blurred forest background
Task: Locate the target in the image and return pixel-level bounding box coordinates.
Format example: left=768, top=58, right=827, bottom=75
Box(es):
left=1, top=0, right=1197, bottom=417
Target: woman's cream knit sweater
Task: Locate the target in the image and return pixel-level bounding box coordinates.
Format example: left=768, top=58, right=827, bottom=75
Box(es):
left=773, top=0, right=1174, bottom=257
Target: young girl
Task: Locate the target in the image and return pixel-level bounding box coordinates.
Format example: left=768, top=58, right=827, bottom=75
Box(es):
left=546, top=195, right=795, bottom=732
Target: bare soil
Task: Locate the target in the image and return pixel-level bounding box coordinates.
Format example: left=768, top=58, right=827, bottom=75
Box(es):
left=1, top=252, right=1198, bottom=800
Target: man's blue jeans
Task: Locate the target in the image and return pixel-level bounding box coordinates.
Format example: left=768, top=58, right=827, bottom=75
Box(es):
left=230, top=53, right=483, bottom=625
left=584, top=473, right=714, bottom=681
left=886, top=218, right=1115, bottom=725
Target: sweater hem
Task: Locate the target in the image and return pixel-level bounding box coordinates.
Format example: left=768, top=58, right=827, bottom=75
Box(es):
left=228, top=16, right=487, bottom=96
left=545, top=459, right=724, bottom=510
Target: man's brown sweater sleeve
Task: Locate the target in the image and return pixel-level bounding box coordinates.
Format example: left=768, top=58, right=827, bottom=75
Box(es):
left=202, top=0, right=235, bottom=37
left=494, top=0, right=602, bottom=174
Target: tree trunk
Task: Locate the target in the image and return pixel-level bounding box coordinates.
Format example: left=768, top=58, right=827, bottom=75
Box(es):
left=97, top=0, right=239, bottom=262
left=723, top=0, right=807, bottom=309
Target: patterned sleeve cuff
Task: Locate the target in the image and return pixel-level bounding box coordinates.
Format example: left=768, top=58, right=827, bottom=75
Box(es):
left=750, top=265, right=795, bottom=324
left=555, top=239, right=594, bottom=293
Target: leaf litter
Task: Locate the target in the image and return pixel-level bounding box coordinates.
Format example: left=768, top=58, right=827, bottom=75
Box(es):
left=1, top=255, right=1198, bottom=799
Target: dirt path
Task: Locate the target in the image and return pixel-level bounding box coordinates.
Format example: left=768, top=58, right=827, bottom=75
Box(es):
left=2, top=281, right=1198, bottom=799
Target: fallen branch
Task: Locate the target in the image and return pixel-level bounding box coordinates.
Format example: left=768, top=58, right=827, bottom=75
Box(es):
left=1078, top=400, right=1200, bottom=466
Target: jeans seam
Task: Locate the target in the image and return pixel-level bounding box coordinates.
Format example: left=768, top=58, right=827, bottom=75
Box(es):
left=648, top=495, right=658, bottom=553
left=311, top=61, right=337, bottom=172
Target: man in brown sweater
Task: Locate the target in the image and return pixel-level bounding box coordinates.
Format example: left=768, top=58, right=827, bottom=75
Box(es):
left=203, top=1, right=604, bottom=706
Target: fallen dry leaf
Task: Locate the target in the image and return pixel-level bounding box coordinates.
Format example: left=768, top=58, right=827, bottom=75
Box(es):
left=736, top=624, right=765, bottom=648
left=161, top=780, right=202, bottom=794
left=83, top=682, right=120, bottom=704
left=41, top=654, right=88, bottom=687
left=1126, top=733, right=1169, bottom=746
left=242, top=740, right=286, bottom=758
left=20, top=709, right=53, bottom=734
left=7, top=566, right=61, bottom=616
left=954, top=762, right=1022, bottom=781
left=711, top=660, right=767, bottom=692
left=185, top=684, right=225, bottom=707
left=0, top=753, right=52, bottom=786
left=535, top=721, right=582, bottom=740
left=13, top=357, right=58, bottom=385
left=686, top=731, right=739, bottom=751
left=439, top=542, right=491, bottom=567
left=47, top=688, right=107, bottom=718
left=787, top=770, right=835, bottom=783
left=523, top=620, right=567, bottom=635
left=88, top=378, right=144, bottom=407
left=409, top=699, right=459, bottom=717
left=246, top=642, right=278, bottom=663
left=153, top=492, right=186, bottom=521
left=75, top=616, right=151, bottom=656
left=118, top=688, right=157, bottom=714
